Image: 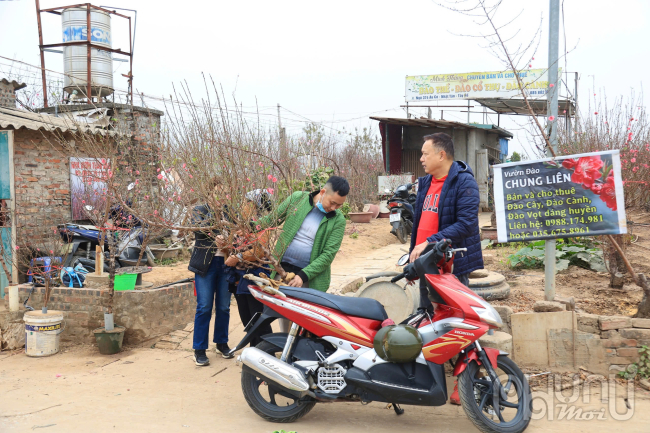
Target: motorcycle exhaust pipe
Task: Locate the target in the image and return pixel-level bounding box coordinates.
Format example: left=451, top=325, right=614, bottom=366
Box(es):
left=238, top=347, right=311, bottom=396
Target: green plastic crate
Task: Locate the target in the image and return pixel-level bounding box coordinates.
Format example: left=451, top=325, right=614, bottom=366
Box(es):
left=114, top=273, right=137, bottom=291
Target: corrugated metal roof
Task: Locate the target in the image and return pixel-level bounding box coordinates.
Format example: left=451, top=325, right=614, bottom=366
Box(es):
left=0, top=107, right=113, bottom=135
left=369, top=116, right=513, bottom=138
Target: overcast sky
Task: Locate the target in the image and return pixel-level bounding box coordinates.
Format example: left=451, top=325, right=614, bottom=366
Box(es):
left=1, top=0, right=649, bottom=159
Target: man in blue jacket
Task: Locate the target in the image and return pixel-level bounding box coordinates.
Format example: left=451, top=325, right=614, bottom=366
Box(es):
left=409, top=132, right=484, bottom=309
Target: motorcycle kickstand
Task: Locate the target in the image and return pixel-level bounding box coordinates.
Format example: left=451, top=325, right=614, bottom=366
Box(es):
left=390, top=403, right=404, bottom=415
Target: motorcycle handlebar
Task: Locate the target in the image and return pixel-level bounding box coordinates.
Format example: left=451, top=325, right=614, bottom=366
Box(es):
left=391, top=273, right=406, bottom=283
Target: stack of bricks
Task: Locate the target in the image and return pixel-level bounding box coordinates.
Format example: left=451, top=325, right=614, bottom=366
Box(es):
left=2, top=282, right=196, bottom=347
left=577, top=313, right=650, bottom=368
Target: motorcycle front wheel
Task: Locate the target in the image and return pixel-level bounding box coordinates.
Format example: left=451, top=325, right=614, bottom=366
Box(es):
left=241, top=341, right=316, bottom=423
left=458, top=355, right=532, bottom=433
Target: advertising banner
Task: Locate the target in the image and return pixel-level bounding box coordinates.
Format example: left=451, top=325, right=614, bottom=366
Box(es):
left=405, top=68, right=555, bottom=102
left=493, top=151, right=627, bottom=242
left=70, top=157, right=110, bottom=221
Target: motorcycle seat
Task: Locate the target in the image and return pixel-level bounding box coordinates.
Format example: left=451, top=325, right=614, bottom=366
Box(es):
left=279, top=286, right=388, bottom=322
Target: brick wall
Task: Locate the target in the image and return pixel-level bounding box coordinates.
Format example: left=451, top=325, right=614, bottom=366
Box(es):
left=12, top=129, right=78, bottom=242
left=3, top=282, right=196, bottom=346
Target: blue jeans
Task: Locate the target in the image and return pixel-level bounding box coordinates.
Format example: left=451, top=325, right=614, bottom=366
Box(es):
left=193, top=256, right=230, bottom=350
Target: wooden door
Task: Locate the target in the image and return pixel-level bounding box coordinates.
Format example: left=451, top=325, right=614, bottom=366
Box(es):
left=475, top=149, right=489, bottom=211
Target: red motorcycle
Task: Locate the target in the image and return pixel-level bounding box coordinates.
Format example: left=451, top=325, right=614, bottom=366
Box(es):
left=231, top=239, right=532, bottom=433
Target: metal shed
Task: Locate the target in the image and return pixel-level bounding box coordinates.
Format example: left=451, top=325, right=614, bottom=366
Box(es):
left=371, top=116, right=513, bottom=210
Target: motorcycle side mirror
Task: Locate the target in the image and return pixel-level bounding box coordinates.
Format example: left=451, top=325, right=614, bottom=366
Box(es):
left=397, top=254, right=409, bottom=266
left=127, top=182, right=136, bottom=191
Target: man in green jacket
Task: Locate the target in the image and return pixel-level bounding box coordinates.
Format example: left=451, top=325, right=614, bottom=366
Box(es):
left=260, top=176, right=349, bottom=293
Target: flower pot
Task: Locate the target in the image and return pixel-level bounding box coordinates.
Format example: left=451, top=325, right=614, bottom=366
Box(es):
left=93, top=326, right=126, bottom=355
left=348, top=212, right=373, bottom=223
left=363, top=204, right=380, bottom=219
left=148, top=244, right=182, bottom=260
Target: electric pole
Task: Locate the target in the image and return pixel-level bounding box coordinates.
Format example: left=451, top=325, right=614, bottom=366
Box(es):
left=545, top=0, right=560, bottom=301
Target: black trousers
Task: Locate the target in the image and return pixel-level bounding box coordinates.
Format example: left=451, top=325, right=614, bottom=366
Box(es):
left=234, top=293, right=273, bottom=347
left=419, top=273, right=470, bottom=310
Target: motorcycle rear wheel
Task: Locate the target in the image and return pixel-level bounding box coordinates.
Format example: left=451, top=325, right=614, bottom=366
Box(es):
left=241, top=341, right=316, bottom=423
left=395, top=222, right=408, bottom=244
left=458, top=355, right=532, bottom=433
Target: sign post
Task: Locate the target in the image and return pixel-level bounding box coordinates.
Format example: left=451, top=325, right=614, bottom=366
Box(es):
left=545, top=0, right=561, bottom=301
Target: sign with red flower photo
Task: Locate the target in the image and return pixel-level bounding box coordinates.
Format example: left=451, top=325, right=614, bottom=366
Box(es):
left=493, top=150, right=627, bottom=242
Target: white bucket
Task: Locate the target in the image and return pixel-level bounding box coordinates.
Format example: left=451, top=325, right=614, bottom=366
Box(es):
left=23, top=310, right=64, bottom=357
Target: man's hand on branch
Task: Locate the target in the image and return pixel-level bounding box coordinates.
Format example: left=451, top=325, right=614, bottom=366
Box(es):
left=224, top=255, right=239, bottom=267
left=214, top=235, right=227, bottom=249
left=410, top=241, right=428, bottom=263
left=288, top=275, right=303, bottom=287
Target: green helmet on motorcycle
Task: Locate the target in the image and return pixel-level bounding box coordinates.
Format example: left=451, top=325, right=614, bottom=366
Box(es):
left=373, top=324, right=423, bottom=363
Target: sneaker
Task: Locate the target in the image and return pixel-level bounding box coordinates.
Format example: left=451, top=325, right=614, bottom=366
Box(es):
left=216, top=343, right=234, bottom=359
left=193, top=349, right=210, bottom=366
left=450, top=380, right=461, bottom=405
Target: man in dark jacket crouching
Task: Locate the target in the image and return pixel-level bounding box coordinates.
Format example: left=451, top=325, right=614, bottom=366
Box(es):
left=409, top=132, right=484, bottom=309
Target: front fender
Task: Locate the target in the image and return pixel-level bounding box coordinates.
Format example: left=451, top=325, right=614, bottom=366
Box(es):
left=453, top=347, right=500, bottom=376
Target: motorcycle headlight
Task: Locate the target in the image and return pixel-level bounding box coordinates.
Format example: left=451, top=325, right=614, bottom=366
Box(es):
left=471, top=303, right=503, bottom=328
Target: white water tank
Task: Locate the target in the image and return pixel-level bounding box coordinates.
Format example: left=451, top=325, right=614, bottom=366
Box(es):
left=62, top=7, right=114, bottom=98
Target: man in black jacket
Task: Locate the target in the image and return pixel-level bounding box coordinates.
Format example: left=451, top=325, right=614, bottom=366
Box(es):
left=188, top=179, right=233, bottom=366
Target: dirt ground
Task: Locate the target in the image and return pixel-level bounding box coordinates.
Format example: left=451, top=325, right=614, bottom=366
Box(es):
left=487, top=211, right=650, bottom=316
left=2, top=315, right=649, bottom=433
left=4, top=216, right=650, bottom=432
left=144, top=218, right=401, bottom=287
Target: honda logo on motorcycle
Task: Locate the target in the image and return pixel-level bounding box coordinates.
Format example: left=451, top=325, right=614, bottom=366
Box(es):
left=454, top=330, right=475, bottom=337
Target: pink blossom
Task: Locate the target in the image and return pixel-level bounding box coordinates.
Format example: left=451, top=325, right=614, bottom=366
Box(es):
left=189, top=174, right=193, bottom=178
left=135, top=179, right=139, bottom=185
left=50, top=250, right=53, bottom=254
left=183, top=163, right=186, bottom=169
left=633, top=167, right=638, bottom=172
left=267, top=188, right=274, bottom=195
left=272, top=177, right=277, bottom=183
left=549, top=83, right=554, bottom=88
left=135, top=170, right=140, bottom=175
left=259, top=162, right=263, bottom=167
left=226, top=195, right=231, bottom=200
left=631, top=158, right=637, bottom=163
left=256, top=225, right=261, bottom=230
left=15, top=246, right=19, bottom=250
left=82, top=200, right=85, bottom=203
left=157, top=168, right=160, bottom=172
left=154, top=210, right=158, bottom=215
left=157, top=174, right=163, bottom=180
left=267, top=174, right=273, bottom=180
left=190, top=189, right=194, bottom=192
left=594, top=112, right=598, bottom=115
left=144, top=195, right=149, bottom=200
left=548, top=116, right=555, bottom=121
